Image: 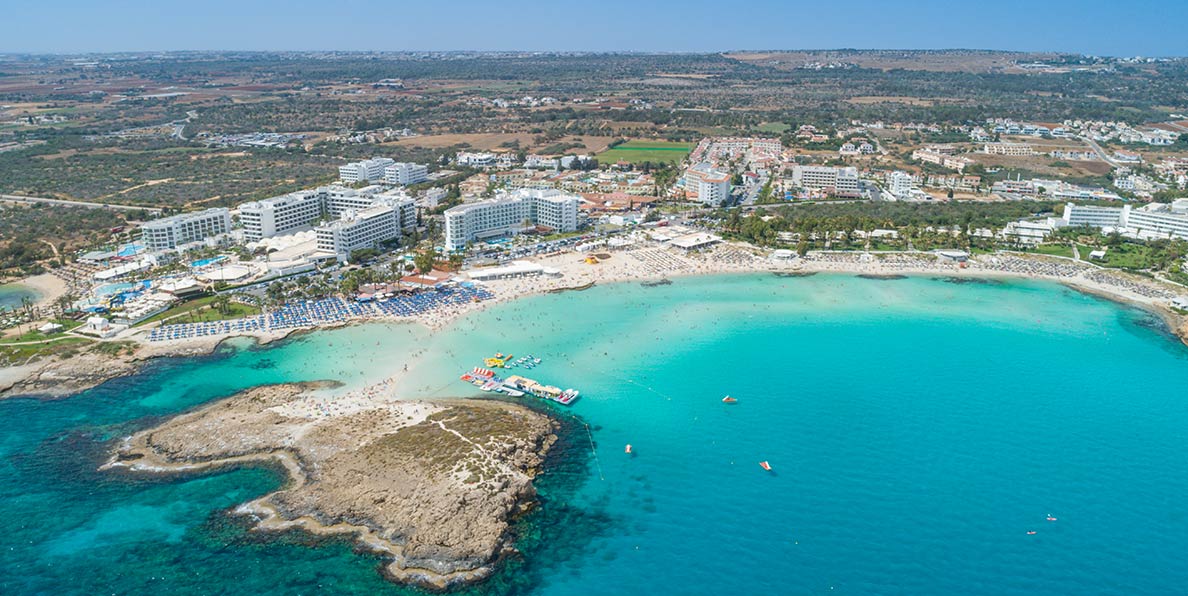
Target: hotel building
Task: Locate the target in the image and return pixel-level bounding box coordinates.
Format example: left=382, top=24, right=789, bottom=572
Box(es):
left=443, top=189, right=580, bottom=251
left=683, top=163, right=732, bottom=206
left=888, top=171, right=914, bottom=200
left=140, top=208, right=232, bottom=250
left=315, top=204, right=401, bottom=256
left=790, top=165, right=861, bottom=198
left=239, top=190, right=325, bottom=242
left=339, top=157, right=395, bottom=184
left=1063, top=201, right=1188, bottom=241
left=456, top=152, right=498, bottom=168
left=983, top=142, right=1035, bottom=156
left=383, top=162, right=429, bottom=185
left=240, top=186, right=416, bottom=243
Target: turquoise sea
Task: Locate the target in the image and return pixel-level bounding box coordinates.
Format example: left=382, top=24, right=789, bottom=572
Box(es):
left=3, top=274, right=1188, bottom=595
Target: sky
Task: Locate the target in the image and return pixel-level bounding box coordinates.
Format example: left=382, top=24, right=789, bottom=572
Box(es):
left=4, top=0, right=1186, bottom=56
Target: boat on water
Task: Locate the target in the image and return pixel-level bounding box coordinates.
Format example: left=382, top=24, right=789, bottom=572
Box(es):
left=722, top=395, right=737, bottom=404
left=460, top=369, right=580, bottom=406
left=625, top=444, right=632, bottom=454
left=503, top=374, right=580, bottom=406
left=759, top=461, right=772, bottom=471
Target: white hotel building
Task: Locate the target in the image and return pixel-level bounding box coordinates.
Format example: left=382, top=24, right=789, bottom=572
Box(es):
left=316, top=204, right=401, bottom=256
left=239, top=186, right=415, bottom=250
left=790, top=165, right=861, bottom=198
left=456, top=152, right=498, bottom=168
left=383, top=162, right=429, bottom=185
left=443, top=189, right=580, bottom=251
left=683, top=163, right=731, bottom=206
left=140, top=208, right=232, bottom=250
left=983, top=142, right=1035, bottom=156
left=239, top=190, right=325, bottom=242
left=339, top=157, right=395, bottom=184
left=1063, top=201, right=1188, bottom=241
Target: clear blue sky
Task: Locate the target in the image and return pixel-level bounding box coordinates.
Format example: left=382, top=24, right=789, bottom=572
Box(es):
left=5, top=0, right=1186, bottom=56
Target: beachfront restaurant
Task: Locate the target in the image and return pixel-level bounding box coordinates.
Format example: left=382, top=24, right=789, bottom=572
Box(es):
left=669, top=232, right=722, bottom=252
left=400, top=270, right=453, bottom=290
left=466, top=260, right=560, bottom=281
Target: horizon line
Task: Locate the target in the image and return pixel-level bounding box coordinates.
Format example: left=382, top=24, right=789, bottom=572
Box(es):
left=2, top=48, right=1186, bottom=59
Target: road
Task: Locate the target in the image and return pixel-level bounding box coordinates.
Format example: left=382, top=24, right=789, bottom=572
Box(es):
left=0, top=194, right=162, bottom=215
left=1164, top=121, right=1188, bottom=134
left=1078, top=135, right=1121, bottom=168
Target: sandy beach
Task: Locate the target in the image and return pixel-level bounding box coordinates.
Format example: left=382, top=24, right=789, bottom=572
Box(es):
left=4, top=244, right=1187, bottom=401
left=464, top=246, right=1188, bottom=343
left=17, top=273, right=69, bottom=308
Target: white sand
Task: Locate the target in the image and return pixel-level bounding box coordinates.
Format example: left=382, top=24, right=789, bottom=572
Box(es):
left=122, top=243, right=1188, bottom=350
left=13, top=273, right=69, bottom=308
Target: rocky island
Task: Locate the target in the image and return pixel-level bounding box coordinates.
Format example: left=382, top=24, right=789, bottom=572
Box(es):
left=103, top=382, right=558, bottom=590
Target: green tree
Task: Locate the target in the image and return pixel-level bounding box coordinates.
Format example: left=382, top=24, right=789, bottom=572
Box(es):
left=414, top=248, right=436, bottom=274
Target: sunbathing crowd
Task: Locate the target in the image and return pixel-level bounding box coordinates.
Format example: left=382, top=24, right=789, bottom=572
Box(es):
left=146, top=285, right=495, bottom=342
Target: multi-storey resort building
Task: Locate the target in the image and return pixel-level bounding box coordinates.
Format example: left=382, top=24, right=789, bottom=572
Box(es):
left=443, top=189, right=580, bottom=251
left=789, top=165, right=861, bottom=198
left=140, top=208, right=232, bottom=250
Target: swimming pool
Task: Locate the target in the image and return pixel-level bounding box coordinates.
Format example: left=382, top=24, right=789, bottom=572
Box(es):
left=191, top=256, right=228, bottom=268
left=95, top=282, right=136, bottom=297
left=116, top=243, right=146, bottom=258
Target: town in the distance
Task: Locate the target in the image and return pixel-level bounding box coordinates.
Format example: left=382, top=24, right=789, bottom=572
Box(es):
left=2, top=51, right=1188, bottom=375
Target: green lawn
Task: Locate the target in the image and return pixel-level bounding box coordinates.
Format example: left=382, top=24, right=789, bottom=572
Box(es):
left=0, top=319, right=83, bottom=344
left=756, top=122, right=790, bottom=134
left=136, top=295, right=261, bottom=326
left=1089, top=244, right=1158, bottom=270
left=597, top=140, right=694, bottom=165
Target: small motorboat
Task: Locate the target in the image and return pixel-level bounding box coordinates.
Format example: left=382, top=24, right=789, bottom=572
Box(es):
left=625, top=444, right=632, bottom=454
left=759, top=461, right=772, bottom=471
left=1046, top=515, right=1058, bottom=522
left=722, top=396, right=737, bottom=404
left=1026, top=531, right=1037, bottom=535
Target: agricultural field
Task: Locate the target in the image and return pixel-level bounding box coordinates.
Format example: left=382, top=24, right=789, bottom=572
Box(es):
left=755, top=122, right=790, bottom=134
left=596, top=140, right=694, bottom=165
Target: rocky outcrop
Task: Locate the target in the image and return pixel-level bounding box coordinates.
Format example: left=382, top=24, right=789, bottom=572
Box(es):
left=104, top=383, right=558, bottom=590
left=2, top=350, right=141, bottom=398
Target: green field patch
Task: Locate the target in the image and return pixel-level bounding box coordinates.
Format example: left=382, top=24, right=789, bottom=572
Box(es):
left=597, top=141, right=693, bottom=164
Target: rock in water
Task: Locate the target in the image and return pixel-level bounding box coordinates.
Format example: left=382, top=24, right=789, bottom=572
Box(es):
left=104, top=382, right=558, bottom=590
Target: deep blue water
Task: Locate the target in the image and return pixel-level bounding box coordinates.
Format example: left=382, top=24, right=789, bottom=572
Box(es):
left=3, top=274, right=1188, bottom=595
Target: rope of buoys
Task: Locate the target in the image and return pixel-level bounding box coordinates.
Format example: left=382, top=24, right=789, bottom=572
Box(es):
left=585, top=423, right=605, bottom=481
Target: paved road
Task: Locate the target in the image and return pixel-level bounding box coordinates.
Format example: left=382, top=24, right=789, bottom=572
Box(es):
left=0, top=194, right=162, bottom=215
left=1078, top=136, right=1122, bottom=168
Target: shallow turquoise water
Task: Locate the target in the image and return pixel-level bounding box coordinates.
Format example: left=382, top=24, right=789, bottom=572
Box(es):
left=0, top=283, right=38, bottom=311
left=3, top=274, right=1188, bottom=595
